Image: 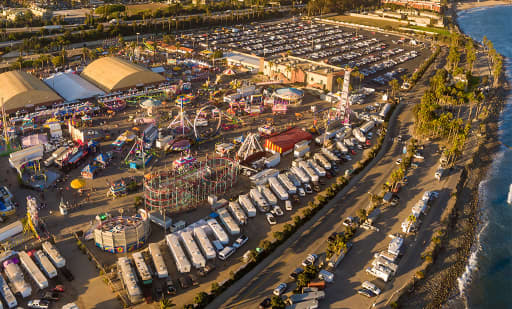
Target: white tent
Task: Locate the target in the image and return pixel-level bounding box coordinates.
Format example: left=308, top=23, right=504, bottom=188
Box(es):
left=44, top=72, right=105, bottom=101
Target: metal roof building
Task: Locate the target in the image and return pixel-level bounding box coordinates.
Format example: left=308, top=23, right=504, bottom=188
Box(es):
left=0, top=71, right=62, bottom=113
left=44, top=72, right=105, bottom=101
left=81, top=56, right=166, bottom=92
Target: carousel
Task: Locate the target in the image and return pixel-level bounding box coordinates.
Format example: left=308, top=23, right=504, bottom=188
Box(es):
left=273, top=88, right=304, bottom=105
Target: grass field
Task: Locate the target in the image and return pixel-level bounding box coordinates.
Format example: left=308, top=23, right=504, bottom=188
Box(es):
left=329, top=15, right=405, bottom=30
left=406, top=25, right=450, bottom=36
left=125, top=3, right=169, bottom=16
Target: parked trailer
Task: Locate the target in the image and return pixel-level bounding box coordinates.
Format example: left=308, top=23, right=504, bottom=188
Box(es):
left=165, top=234, right=191, bottom=273
left=336, top=140, right=348, bottom=154
left=344, top=138, right=354, bottom=147
left=148, top=243, right=168, bottom=279
left=321, top=148, right=340, bottom=162
left=18, top=251, right=47, bottom=290
left=193, top=227, right=216, bottom=260
left=0, top=221, right=23, bottom=243
left=258, top=185, right=278, bottom=206
left=217, top=207, right=241, bottom=236
left=42, top=241, right=65, bottom=268
left=307, top=159, right=326, bottom=177
left=366, top=265, right=392, bottom=282
left=207, top=218, right=230, bottom=245
left=3, top=260, right=31, bottom=298
left=379, top=103, right=392, bottom=118
left=286, top=172, right=301, bottom=187
left=249, top=188, right=269, bottom=213
left=313, top=153, right=331, bottom=170
left=33, top=250, right=57, bottom=279
left=353, top=128, right=366, bottom=143
left=180, top=231, right=206, bottom=269
left=286, top=299, right=319, bottom=309
left=290, top=166, right=310, bottom=184
left=117, top=257, right=143, bottom=304
left=289, top=291, right=325, bottom=304
left=298, top=162, right=318, bottom=182
left=360, top=121, right=376, bottom=134
left=278, top=173, right=297, bottom=194
left=372, top=256, right=398, bottom=273
left=238, top=194, right=257, bottom=217
left=327, top=243, right=352, bottom=269
left=228, top=201, right=248, bottom=225
left=0, top=274, right=17, bottom=308
left=294, top=145, right=310, bottom=158
left=268, top=177, right=289, bottom=200
left=132, top=252, right=152, bottom=285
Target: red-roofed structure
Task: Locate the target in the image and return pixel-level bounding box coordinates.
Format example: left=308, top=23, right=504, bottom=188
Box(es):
left=264, top=127, right=312, bottom=154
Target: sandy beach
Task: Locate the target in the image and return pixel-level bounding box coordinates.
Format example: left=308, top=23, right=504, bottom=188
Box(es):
left=456, top=0, right=512, bottom=11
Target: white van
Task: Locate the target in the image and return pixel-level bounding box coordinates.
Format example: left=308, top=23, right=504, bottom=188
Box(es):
left=218, top=246, right=235, bottom=260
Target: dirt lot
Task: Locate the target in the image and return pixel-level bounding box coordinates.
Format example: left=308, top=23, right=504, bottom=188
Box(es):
left=126, top=3, right=169, bottom=16
left=329, top=15, right=406, bottom=30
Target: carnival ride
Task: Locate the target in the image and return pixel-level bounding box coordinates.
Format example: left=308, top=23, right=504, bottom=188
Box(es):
left=338, top=69, right=353, bottom=124
left=236, top=133, right=263, bottom=161
left=144, top=157, right=239, bottom=213
left=193, top=105, right=222, bottom=141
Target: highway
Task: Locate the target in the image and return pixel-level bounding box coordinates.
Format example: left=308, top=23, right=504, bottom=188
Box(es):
left=207, top=48, right=447, bottom=309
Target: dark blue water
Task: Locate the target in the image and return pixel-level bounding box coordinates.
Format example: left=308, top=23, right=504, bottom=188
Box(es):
left=457, top=6, right=512, bottom=309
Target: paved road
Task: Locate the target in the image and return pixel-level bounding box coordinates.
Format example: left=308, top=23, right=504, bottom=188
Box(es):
left=208, top=47, right=446, bottom=309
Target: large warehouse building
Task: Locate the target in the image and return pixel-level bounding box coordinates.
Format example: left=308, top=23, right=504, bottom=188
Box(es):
left=0, top=71, right=62, bottom=113
left=44, top=71, right=105, bottom=102
left=81, top=56, right=166, bottom=92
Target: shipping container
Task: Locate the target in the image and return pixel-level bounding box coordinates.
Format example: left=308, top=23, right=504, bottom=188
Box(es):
left=277, top=173, right=297, bottom=194
left=193, top=227, right=216, bottom=260
left=238, top=194, right=257, bottom=217
left=33, top=250, right=57, bottom=279
left=132, top=252, right=152, bottom=285
left=0, top=274, right=17, bottom=308
left=165, top=234, right=191, bottom=273
left=228, top=201, right=248, bottom=225
left=268, top=177, right=288, bottom=200
left=207, top=219, right=229, bottom=245
left=217, top=208, right=241, bottom=236
left=18, top=251, right=48, bottom=290
left=3, top=260, right=31, bottom=298
left=180, top=231, right=206, bottom=269
left=42, top=241, right=65, bottom=268
left=148, top=243, right=168, bottom=279
left=117, top=257, right=143, bottom=304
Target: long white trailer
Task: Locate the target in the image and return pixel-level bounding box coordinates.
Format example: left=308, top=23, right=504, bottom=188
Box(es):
left=3, top=261, right=31, bottom=298
left=117, top=257, right=143, bottom=304
left=308, top=159, right=326, bottom=176
left=18, top=251, right=48, bottom=290
left=217, top=207, right=241, bottom=236
left=193, top=227, right=216, bottom=260
left=321, top=147, right=340, bottom=161
left=0, top=274, right=17, bottom=308
left=238, top=194, right=257, bottom=217
left=228, top=201, right=248, bottom=225
left=298, top=161, right=318, bottom=182
left=165, top=234, right=191, bottom=273
left=353, top=128, right=366, bottom=143
left=336, top=140, right=348, bottom=154
left=132, top=252, right=152, bottom=285
left=290, top=166, right=310, bottom=184
left=314, top=153, right=331, bottom=170
left=207, top=219, right=229, bottom=245
left=148, top=243, right=168, bottom=279
left=268, top=177, right=288, bottom=201
left=258, top=185, right=277, bottom=205
left=360, top=120, right=375, bottom=134
left=180, top=231, right=206, bottom=269
left=286, top=172, right=301, bottom=187
left=33, top=250, right=57, bottom=279
left=249, top=188, right=269, bottom=212
left=42, top=241, right=65, bottom=268
left=277, top=173, right=296, bottom=194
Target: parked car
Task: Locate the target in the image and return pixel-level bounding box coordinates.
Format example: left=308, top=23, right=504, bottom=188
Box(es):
left=233, top=235, right=248, bottom=249
left=357, top=288, right=376, bottom=298
left=166, top=278, right=176, bottom=295
left=285, top=200, right=293, bottom=211
left=272, top=206, right=284, bottom=216
left=289, top=267, right=304, bottom=280
left=53, top=285, right=65, bottom=293
left=273, top=283, right=287, bottom=296
left=28, top=299, right=50, bottom=309
left=266, top=213, right=277, bottom=225
left=305, top=184, right=313, bottom=194
left=362, top=281, right=381, bottom=295
left=189, top=274, right=199, bottom=286
left=302, top=254, right=318, bottom=267
left=298, top=187, right=306, bottom=196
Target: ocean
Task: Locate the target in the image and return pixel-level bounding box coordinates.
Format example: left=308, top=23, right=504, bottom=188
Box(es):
left=457, top=6, right=512, bottom=309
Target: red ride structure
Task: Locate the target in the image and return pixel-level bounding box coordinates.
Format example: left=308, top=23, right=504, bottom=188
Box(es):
left=143, top=157, right=239, bottom=213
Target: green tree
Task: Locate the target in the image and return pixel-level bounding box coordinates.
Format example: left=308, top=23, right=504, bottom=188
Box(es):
left=159, top=297, right=175, bottom=309
left=270, top=295, right=286, bottom=309
left=357, top=208, right=367, bottom=222
left=194, top=291, right=210, bottom=306
left=51, top=55, right=64, bottom=67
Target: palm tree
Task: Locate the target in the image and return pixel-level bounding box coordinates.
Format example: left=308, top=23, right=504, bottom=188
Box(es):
left=160, top=298, right=175, bottom=309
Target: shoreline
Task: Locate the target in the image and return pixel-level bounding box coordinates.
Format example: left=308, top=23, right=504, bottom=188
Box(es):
left=456, top=0, right=512, bottom=12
